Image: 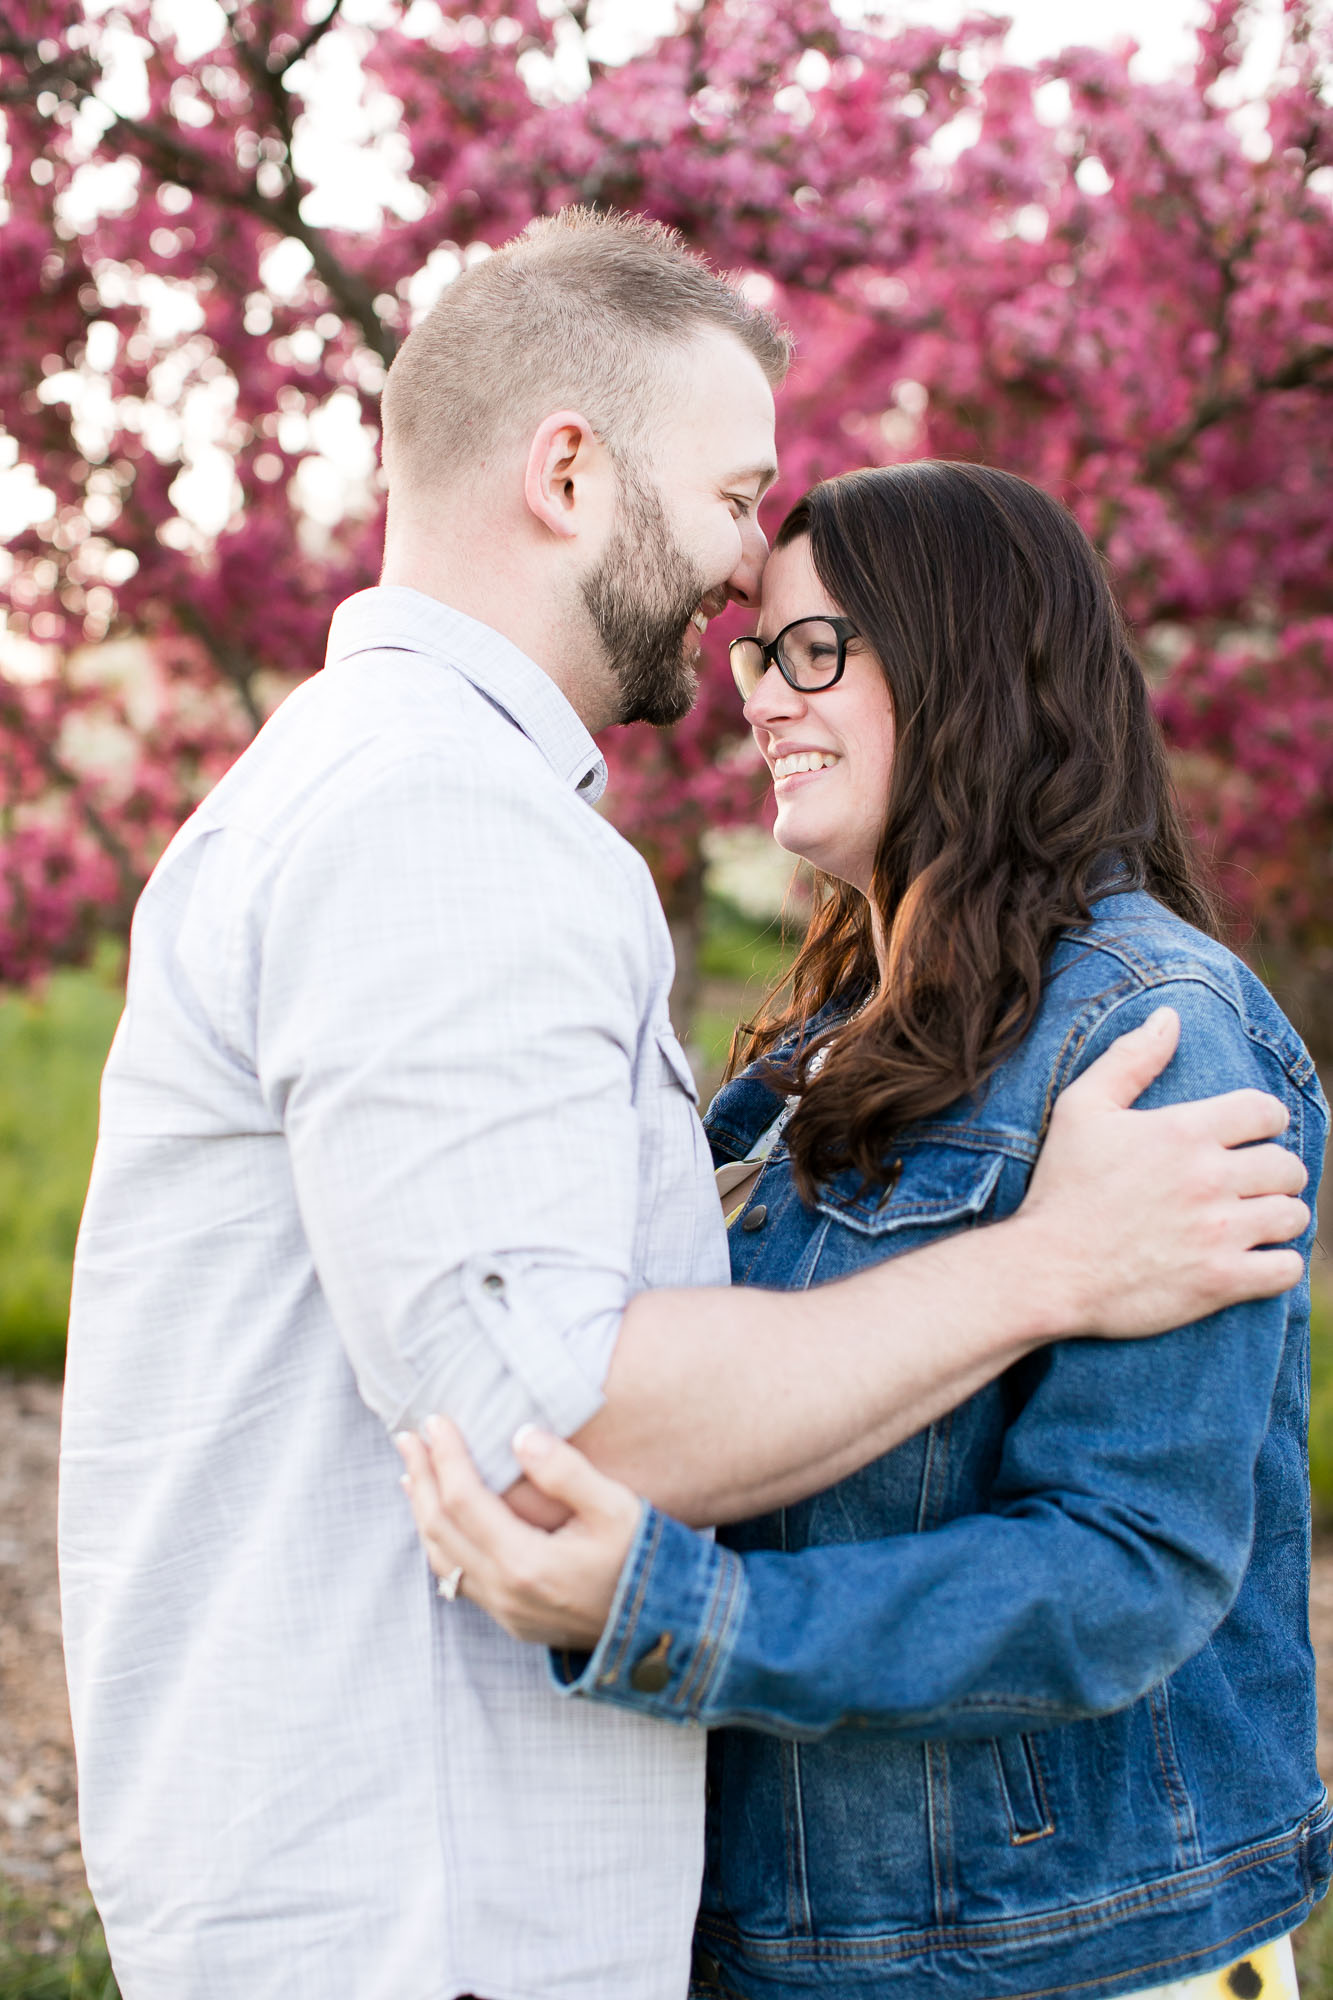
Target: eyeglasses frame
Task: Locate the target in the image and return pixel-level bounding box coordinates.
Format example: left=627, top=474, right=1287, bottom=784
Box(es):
left=729, top=615, right=860, bottom=701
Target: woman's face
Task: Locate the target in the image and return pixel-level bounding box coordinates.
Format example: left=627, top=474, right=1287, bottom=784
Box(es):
left=743, top=535, right=895, bottom=895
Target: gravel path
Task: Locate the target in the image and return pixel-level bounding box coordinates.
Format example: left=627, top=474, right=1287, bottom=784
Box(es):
left=0, top=1376, right=83, bottom=1904
left=4, top=1373, right=1333, bottom=1915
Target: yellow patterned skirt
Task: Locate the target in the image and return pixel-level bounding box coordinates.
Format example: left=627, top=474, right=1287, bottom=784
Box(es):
left=1120, top=1934, right=1297, bottom=2000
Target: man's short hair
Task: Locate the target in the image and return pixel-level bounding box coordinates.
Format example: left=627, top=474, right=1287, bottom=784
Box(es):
left=381, top=207, right=790, bottom=490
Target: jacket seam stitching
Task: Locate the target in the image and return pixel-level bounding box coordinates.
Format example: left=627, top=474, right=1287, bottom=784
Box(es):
left=695, top=1817, right=1324, bottom=1960
left=692, top=1551, right=747, bottom=1717
left=601, top=1509, right=665, bottom=1685
left=675, top=1546, right=739, bottom=1711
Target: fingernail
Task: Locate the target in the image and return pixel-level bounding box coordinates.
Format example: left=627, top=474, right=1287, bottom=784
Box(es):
left=513, top=1423, right=555, bottom=1458
left=1146, top=1005, right=1172, bottom=1029
left=424, top=1413, right=442, bottom=1439
left=393, top=1432, right=412, bottom=1460
left=399, top=1473, right=410, bottom=1490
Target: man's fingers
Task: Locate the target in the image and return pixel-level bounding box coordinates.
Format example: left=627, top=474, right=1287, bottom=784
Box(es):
left=1183, top=1086, right=1290, bottom=1148
left=1226, top=1248, right=1306, bottom=1299
left=1233, top=1193, right=1311, bottom=1248
left=1060, top=1005, right=1180, bottom=1110
left=1225, top=1141, right=1309, bottom=1199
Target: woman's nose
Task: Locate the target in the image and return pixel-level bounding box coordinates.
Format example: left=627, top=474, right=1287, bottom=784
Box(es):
left=743, top=663, right=805, bottom=729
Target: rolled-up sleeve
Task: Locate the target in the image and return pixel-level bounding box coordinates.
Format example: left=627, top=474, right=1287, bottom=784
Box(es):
left=253, top=745, right=645, bottom=1490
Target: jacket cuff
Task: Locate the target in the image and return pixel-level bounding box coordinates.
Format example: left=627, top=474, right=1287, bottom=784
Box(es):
left=548, top=1505, right=746, bottom=1723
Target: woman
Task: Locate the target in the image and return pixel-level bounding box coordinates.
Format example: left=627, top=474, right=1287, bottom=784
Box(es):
left=400, top=463, right=1328, bottom=2000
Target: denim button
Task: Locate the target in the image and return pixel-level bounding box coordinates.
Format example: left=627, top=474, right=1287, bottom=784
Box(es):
left=741, top=1204, right=767, bottom=1232
left=629, top=1632, right=673, bottom=1693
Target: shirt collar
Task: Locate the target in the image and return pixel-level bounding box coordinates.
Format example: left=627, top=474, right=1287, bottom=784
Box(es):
left=325, top=585, right=608, bottom=804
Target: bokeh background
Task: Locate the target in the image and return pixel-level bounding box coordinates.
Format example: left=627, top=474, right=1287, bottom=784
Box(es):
left=1, top=0, right=1331, bottom=1988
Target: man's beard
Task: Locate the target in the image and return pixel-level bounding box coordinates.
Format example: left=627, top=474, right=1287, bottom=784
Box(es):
left=580, top=464, right=709, bottom=728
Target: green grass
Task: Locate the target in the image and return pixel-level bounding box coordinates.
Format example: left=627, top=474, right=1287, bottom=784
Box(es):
left=0, top=1886, right=118, bottom=1999
left=697, top=893, right=798, bottom=987
left=0, top=957, right=123, bottom=1375
left=1288, top=1896, right=1328, bottom=2000
left=1297, top=1893, right=1333, bottom=2000
left=693, top=893, right=800, bottom=1083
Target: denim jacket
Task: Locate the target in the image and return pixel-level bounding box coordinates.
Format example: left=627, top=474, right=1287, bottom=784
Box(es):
left=554, top=891, right=1331, bottom=2000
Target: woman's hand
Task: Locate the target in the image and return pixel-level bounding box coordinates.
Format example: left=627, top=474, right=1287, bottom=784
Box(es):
left=395, top=1417, right=642, bottom=1649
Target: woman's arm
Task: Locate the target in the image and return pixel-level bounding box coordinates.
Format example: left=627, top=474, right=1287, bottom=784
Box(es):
left=399, top=981, right=1324, bottom=1736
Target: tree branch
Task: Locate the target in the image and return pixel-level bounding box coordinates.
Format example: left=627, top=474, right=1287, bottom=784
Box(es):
left=273, top=0, right=347, bottom=75
left=171, top=601, right=266, bottom=733
left=115, top=107, right=399, bottom=364
left=0, top=685, right=144, bottom=913
left=0, top=20, right=398, bottom=367
left=1145, top=342, right=1333, bottom=477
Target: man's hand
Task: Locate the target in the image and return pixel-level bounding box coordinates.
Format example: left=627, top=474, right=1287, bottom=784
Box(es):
left=1019, top=1005, right=1310, bottom=1340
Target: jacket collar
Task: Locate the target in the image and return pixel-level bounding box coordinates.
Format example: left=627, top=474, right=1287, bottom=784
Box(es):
left=325, top=586, right=608, bottom=804
left=703, top=992, right=858, bottom=1165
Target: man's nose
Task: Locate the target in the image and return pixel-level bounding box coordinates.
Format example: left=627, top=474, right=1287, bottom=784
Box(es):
left=725, top=513, right=769, bottom=610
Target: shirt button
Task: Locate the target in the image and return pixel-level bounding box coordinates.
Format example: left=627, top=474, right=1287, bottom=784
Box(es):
left=741, top=1204, right=767, bottom=1232
left=629, top=1633, right=673, bottom=1694
left=482, top=1273, right=504, bottom=1293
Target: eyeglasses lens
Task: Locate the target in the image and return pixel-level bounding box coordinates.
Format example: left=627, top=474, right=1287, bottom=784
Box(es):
left=729, top=637, right=766, bottom=701
left=781, top=620, right=843, bottom=688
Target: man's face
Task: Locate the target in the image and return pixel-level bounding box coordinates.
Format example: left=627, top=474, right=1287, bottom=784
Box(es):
left=581, top=330, right=778, bottom=728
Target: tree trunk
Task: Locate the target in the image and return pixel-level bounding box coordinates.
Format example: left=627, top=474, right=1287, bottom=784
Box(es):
left=661, top=852, right=707, bottom=1056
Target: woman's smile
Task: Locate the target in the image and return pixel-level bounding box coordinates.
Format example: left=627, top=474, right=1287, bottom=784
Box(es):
left=770, top=745, right=842, bottom=787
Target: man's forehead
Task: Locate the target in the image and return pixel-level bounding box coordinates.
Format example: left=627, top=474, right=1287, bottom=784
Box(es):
left=663, top=328, right=777, bottom=471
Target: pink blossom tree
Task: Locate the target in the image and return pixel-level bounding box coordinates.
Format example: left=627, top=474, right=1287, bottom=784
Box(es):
left=2, top=0, right=1331, bottom=1063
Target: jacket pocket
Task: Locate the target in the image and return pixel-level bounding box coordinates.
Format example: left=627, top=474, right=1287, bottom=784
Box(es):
left=991, top=1733, right=1055, bottom=1844
left=812, top=1142, right=1006, bottom=1238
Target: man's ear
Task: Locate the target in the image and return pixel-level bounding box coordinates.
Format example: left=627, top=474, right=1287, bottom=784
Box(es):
left=523, top=410, right=607, bottom=540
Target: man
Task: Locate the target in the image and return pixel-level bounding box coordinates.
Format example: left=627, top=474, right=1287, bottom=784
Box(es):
left=60, top=210, right=1308, bottom=2000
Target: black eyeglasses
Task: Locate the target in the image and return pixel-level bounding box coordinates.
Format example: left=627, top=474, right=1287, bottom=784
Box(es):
left=729, top=616, right=859, bottom=702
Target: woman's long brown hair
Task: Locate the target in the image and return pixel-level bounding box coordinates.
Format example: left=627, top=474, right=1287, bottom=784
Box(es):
left=731, top=461, right=1217, bottom=1202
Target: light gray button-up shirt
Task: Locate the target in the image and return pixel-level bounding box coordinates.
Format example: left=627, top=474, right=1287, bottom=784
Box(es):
left=60, top=587, right=729, bottom=2000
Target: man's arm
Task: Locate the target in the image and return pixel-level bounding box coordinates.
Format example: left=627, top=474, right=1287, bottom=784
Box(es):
left=550, top=1007, right=1308, bottom=1527
left=255, top=745, right=652, bottom=1492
